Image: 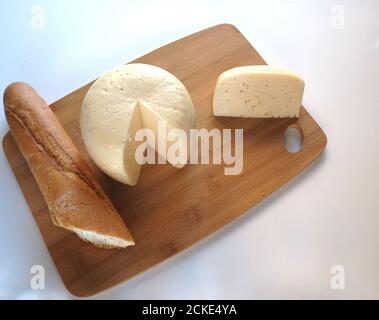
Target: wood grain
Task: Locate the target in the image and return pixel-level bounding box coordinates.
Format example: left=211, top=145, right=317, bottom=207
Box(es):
left=2, top=24, right=327, bottom=297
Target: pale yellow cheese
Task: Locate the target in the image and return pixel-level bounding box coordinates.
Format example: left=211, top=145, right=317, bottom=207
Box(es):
left=213, top=65, right=305, bottom=118
left=81, top=64, right=196, bottom=185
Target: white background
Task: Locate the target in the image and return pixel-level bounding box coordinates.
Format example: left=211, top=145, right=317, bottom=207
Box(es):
left=0, top=0, right=378, bottom=299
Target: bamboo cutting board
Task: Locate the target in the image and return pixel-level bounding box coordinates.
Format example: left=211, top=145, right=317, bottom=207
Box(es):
left=2, top=24, right=327, bottom=297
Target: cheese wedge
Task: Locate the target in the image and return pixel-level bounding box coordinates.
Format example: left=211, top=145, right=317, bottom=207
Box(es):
left=81, top=64, right=196, bottom=185
left=213, top=65, right=305, bottom=118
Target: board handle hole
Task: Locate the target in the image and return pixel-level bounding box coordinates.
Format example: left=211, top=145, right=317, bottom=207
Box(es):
left=284, top=125, right=303, bottom=153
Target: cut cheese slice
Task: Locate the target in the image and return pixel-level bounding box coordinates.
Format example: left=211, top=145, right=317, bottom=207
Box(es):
left=122, top=101, right=143, bottom=185
left=138, top=102, right=188, bottom=168
left=81, top=63, right=196, bottom=185
left=213, top=65, right=305, bottom=118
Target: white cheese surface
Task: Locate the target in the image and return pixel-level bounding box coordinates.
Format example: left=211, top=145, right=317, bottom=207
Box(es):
left=213, top=65, right=305, bottom=118
left=81, top=63, right=196, bottom=185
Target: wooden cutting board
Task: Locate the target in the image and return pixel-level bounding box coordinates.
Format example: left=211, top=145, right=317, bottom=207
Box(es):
left=2, top=24, right=327, bottom=297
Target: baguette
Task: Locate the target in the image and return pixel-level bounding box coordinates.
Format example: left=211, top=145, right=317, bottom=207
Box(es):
left=4, top=82, right=135, bottom=249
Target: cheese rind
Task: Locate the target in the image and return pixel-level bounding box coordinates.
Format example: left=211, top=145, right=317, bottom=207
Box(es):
left=81, top=63, right=196, bottom=185
left=213, top=65, right=305, bottom=118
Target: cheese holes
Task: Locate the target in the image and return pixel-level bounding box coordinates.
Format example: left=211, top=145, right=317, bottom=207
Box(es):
left=284, top=125, right=303, bottom=153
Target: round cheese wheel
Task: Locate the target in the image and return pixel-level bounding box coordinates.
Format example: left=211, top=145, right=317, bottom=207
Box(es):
left=81, top=63, right=196, bottom=185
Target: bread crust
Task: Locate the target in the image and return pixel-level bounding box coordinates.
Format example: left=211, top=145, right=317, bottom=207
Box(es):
left=3, top=82, right=135, bottom=249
